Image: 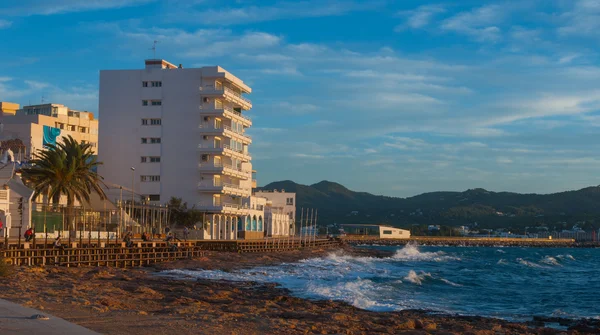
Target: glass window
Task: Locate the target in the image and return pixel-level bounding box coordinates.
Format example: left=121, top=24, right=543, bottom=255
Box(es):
left=142, top=100, right=148, bottom=106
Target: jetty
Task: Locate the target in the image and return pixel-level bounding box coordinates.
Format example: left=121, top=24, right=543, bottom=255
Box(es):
left=343, top=236, right=598, bottom=248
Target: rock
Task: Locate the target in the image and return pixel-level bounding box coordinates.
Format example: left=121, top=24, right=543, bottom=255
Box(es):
left=332, top=313, right=347, bottom=321
left=138, top=311, right=148, bottom=315
left=31, top=314, right=49, bottom=320
left=397, top=320, right=416, bottom=329
left=414, top=319, right=424, bottom=329
left=424, top=322, right=437, bottom=330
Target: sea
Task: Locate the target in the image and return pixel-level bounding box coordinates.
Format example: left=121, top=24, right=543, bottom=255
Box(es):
left=163, top=244, right=600, bottom=322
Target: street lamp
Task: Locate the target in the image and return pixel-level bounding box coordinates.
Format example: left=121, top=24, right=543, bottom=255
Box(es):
left=130, top=167, right=135, bottom=232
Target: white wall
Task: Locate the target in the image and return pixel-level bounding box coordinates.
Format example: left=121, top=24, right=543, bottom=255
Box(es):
left=379, top=227, right=410, bottom=239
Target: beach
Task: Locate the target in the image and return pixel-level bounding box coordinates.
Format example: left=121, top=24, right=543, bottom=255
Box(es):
left=0, top=246, right=595, bottom=334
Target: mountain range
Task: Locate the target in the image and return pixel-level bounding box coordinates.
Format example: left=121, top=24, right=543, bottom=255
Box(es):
left=259, top=180, right=600, bottom=231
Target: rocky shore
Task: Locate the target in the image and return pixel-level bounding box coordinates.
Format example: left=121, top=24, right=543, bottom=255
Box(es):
left=0, top=246, right=597, bottom=334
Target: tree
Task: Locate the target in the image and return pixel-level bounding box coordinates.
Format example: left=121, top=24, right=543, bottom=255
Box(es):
left=21, top=136, right=106, bottom=230
left=167, top=197, right=205, bottom=228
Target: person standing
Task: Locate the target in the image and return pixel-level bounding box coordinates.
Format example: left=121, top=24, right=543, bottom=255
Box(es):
left=183, top=227, right=189, bottom=241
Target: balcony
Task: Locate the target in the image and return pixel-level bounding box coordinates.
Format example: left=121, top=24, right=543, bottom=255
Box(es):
left=199, top=85, right=252, bottom=110
left=197, top=202, right=246, bottom=215
left=199, top=105, right=252, bottom=127
left=198, top=124, right=252, bottom=144
left=198, top=181, right=250, bottom=197
left=198, top=144, right=251, bottom=161
left=198, top=162, right=250, bottom=180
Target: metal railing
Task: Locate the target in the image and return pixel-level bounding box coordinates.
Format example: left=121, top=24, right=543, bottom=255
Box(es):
left=198, top=162, right=249, bottom=173
left=223, top=86, right=252, bottom=105
left=223, top=125, right=252, bottom=139
left=223, top=105, right=252, bottom=122
left=197, top=181, right=245, bottom=190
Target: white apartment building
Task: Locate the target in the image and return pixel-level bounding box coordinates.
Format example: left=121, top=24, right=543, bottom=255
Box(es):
left=99, top=59, right=264, bottom=240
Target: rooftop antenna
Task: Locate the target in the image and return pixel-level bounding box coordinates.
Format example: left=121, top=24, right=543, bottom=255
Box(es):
left=150, top=40, right=159, bottom=59
left=41, top=95, right=45, bottom=103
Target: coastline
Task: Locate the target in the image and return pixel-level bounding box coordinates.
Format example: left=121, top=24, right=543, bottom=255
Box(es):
left=0, top=246, right=596, bottom=334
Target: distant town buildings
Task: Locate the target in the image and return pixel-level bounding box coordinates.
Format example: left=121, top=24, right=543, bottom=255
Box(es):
left=0, top=102, right=99, bottom=158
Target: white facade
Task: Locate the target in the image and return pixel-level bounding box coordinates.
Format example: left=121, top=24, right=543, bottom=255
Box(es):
left=99, top=59, right=263, bottom=239
left=254, top=190, right=296, bottom=237
left=379, top=226, right=410, bottom=239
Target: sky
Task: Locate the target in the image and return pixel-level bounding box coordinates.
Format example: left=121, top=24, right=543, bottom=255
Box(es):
left=1, top=0, right=600, bottom=198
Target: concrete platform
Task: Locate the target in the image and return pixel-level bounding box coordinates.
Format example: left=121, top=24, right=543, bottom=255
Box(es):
left=0, top=299, right=98, bottom=334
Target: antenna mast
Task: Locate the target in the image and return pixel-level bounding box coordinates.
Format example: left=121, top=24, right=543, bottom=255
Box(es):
left=150, top=40, right=159, bottom=58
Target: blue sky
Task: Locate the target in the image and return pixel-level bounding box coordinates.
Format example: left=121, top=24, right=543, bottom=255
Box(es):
left=2, top=0, right=600, bottom=197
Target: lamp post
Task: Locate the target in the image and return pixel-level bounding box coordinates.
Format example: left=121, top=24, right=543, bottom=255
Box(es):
left=130, top=167, right=135, bottom=233
left=119, top=186, right=123, bottom=239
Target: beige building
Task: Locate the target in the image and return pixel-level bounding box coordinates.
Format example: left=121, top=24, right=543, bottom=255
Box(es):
left=0, top=102, right=19, bottom=116
left=254, top=190, right=296, bottom=237
left=0, top=103, right=99, bottom=158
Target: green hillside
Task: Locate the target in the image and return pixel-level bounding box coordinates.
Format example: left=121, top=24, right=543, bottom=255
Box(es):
left=260, top=181, right=600, bottom=232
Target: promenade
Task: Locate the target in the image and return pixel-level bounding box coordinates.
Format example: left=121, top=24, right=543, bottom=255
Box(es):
left=0, top=298, right=98, bottom=334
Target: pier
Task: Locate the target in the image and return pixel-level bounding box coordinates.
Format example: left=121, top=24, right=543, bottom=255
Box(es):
left=344, top=236, right=600, bottom=248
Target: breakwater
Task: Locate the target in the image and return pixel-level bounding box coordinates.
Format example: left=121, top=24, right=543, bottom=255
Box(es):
left=344, top=236, right=599, bottom=248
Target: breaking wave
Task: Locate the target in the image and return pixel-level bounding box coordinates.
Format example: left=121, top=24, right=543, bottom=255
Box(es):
left=392, top=243, right=461, bottom=262
left=540, top=256, right=562, bottom=266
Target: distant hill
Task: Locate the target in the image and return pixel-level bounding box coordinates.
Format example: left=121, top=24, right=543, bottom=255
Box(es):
left=259, top=181, right=600, bottom=231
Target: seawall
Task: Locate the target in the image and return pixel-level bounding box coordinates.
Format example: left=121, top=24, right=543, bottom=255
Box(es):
left=344, top=236, right=599, bottom=248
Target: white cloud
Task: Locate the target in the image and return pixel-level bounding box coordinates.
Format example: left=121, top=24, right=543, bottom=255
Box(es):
left=496, top=157, right=513, bottom=164
left=0, top=0, right=155, bottom=16
left=292, top=153, right=325, bottom=159
left=0, top=19, right=12, bottom=28
left=168, top=0, right=380, bottom=25
left=396, top=5, right=445, bottom=31
left=558, top=0, right=600, bottom=37
left=441, top=4, right=504, bottom=42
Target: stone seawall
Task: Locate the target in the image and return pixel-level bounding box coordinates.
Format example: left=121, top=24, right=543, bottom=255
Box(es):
left=344, top=237, right=600, bottom=248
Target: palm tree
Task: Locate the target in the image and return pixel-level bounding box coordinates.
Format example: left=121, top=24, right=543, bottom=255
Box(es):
left=21, top=136, right=106, bottom=232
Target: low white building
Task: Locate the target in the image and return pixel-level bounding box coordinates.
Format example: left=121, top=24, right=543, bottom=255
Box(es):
left=341, top=224, right=411, bottom=239
left=254, top=189, right=296, bottom=237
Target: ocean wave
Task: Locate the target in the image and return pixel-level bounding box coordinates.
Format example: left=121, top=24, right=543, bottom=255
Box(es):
left=516, top=258, right=546, bottom=268
left=497, top=259, right=508, bottom=265
left=306, top=278, right=395, bottom=311
left=496, top=249, right=506, bottom=254
left=404, top=270, right=432, bottom=285
left=556, top=254, right=575, bottom=261
left=540, top=256, right=562, bottom=266
left=392, top=243, right=461, bottom=262
left=440, top=278, right=463, bottom=287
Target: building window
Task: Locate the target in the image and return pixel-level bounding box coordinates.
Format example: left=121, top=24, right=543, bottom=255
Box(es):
left=151, top=100, right=162, bottom=106
left=142, top=118, right=161, bottom=126
left=148, top=194, right=160, bottom=201
left=141, top=157, right=147, bottom=163
left=142, top=100, right=148, bottom=106
left=69, top=125, right=76, bottom=131
left=150, top=156, right=160, bottom=163
left=151, top=81, right=162, bottom=87
left=141, top=175, right=161, bottom=182
left=382, top=230, right=392, bottom=235
left=286, top=198, right=294, bottom=206
left=141, top=138, right=161, bottom=144
left=79, top=127, right=87, bottom=133
left=142, top=81, right=148, bottom=87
